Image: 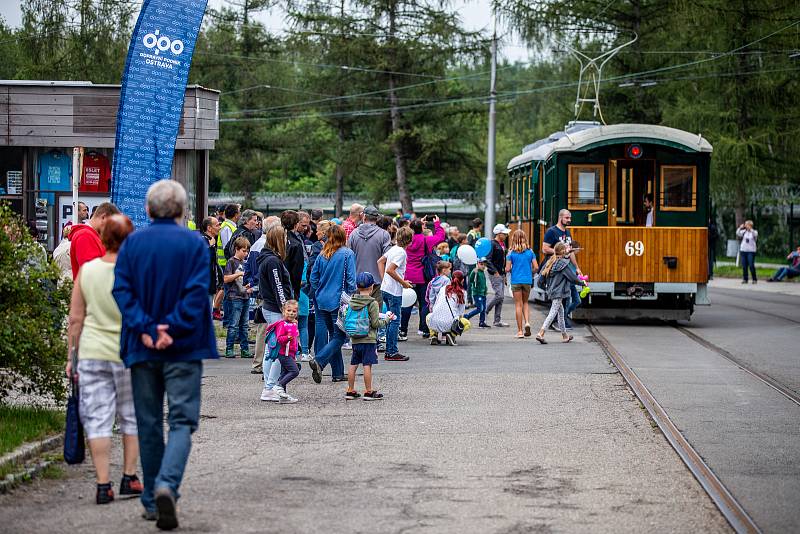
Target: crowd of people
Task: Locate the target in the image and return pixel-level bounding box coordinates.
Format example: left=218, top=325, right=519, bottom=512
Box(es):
left=59, top=186, right=588, bottom=530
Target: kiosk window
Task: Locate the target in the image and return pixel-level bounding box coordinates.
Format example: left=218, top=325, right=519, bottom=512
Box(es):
left=568, top=164, right=604, bottom=210
left=660, top=166, right=696, bottom=211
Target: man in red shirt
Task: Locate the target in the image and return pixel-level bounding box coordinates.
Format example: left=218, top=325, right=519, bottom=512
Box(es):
left=69, top=202, right=121, bottom=279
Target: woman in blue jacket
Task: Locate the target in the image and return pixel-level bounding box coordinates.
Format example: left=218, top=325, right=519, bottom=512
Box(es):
left=308, top=224, right=356, bottom=384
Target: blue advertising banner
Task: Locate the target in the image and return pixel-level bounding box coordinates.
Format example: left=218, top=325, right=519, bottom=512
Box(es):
left=111, top=0, right=208, bottom=228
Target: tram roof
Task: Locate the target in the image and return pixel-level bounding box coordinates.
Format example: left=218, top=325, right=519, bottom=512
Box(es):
left=507, top=122, right=713, bottom=170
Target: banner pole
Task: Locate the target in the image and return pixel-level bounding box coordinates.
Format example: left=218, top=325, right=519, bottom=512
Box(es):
left=72, top=147, right=82, bottom=224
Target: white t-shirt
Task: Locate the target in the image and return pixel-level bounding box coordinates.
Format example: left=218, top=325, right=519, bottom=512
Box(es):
left=646, top=209, right=654, bottom=227
left=381, top=245, right=407, bottom=297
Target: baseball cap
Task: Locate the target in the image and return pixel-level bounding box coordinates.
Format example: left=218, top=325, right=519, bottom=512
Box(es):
left=493, top=223, right=511, bottom=235
left=357, top=272, right=376, bottom=288
left=364, top=206, right=381, bottom=218
left=478, top=257, right=487, bottom=263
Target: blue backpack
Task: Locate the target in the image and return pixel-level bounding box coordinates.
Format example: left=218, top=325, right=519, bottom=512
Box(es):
left=343, top=304, right=371, bottom=338
left=263, top=322, right=283, bottom=361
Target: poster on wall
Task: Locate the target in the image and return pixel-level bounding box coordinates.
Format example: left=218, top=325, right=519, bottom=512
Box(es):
left=57, top=195, right=110, bottom=241
left=111, top=0, right=208, bottom=228
left=6, top=171, right=22, bottom=195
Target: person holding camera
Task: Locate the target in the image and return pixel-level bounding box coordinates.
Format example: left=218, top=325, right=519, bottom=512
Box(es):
left=736, top=220, right=758, bottom=284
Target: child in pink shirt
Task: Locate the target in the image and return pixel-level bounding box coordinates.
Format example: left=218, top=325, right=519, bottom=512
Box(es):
left=273, top=300, right=300, bottom=404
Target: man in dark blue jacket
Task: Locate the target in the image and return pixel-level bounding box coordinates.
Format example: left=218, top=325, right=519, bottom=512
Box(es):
left=113, top=180, right=218, bottom=530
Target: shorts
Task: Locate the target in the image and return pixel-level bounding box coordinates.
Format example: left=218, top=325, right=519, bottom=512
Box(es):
left=350, top=343, right=378, bottom=366
left=77, top=359, right=137, bottom=439
left=511, top=284, right=531, bottom=292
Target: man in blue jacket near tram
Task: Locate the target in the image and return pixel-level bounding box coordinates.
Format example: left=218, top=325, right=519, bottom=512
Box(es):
left=113, top=179, right=218, bottom=531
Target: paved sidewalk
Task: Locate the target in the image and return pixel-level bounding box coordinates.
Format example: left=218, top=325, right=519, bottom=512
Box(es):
left=0, top=303, right=729, bottom=533
left=708, top=277, right=800, bottom=297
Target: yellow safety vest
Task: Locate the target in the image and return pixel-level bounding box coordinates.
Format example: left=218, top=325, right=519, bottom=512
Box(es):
left=217, top=219, right=237, bottom=267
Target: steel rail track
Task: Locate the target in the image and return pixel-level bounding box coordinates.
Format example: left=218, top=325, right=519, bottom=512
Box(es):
left=588, top=324, right=761, bottom=534
left=673, top=325, right=800, bottom=407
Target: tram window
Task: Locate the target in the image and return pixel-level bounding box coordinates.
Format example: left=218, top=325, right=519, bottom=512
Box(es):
left=660, top=166, right=696, bottom=211
left=568, top=164, right=604, bottom=210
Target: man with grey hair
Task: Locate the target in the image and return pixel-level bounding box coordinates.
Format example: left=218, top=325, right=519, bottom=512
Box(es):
left=113, top=179, right=218, bottom=529
left=244, top=215, right=282, bottom=374
left=238, top=209, right=259, bottom=245
left=342, top=202, right=364, bottom=239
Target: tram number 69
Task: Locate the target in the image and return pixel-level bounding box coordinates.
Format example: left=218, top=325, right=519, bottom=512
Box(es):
left=625, top=240, right=645, bottom=257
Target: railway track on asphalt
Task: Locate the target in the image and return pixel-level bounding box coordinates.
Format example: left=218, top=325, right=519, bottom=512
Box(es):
left=672, top=325, right=800, bottom=408
left=588, top=324, right=762, bottom=534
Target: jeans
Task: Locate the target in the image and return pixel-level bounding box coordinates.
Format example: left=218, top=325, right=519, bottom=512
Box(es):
left=772, top=266, right=800, bottom=281
left=464, top=295, right=486, bottom=323
left=400, top=283, right=429, bottom=335
left=565, top=284, right=581, bottom=317
left=222, top=287, right=232, bottom=328
left=130, top=360, right=202, bottom=513
left=485, top=274, right=505, bottom=323
left=225, top=298, right=249, bottom=352
left=741, top=251, right=757, bottom=281
left=382, top=291, right=402, bottom=356
left=298, top=315, right=309, bottom=354
left=277, top=353, right=299, bottom=389
left=307, top=312, right=316, bottom=352
left=313, top=306, right=329, bottom=357
left=313, top=308, right=345, bottom=378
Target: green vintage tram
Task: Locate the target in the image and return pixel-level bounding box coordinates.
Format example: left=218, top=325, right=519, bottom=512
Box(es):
left=506, top=121, right=713, bottom=320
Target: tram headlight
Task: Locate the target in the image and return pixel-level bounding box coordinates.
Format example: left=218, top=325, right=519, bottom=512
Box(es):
left=627, top=144, right=643, bottom=159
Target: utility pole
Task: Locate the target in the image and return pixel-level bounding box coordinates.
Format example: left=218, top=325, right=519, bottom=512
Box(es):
left=484, top=16, right=497, bottom=231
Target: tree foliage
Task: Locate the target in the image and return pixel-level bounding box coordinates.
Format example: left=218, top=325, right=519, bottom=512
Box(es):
left=0, top=205, right=71, bottom=404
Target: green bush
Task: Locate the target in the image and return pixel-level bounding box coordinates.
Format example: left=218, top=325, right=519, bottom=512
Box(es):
left=0, top=204, right=70, bottom=404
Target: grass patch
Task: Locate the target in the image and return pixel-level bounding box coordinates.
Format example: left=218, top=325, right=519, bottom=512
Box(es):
left=0, top=405, right=64, bottom=456
left=713, top=265, right=798, bottom=281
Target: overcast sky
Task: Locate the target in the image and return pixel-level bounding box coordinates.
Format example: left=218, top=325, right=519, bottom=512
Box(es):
left=0, top=0, right=530, bottom=61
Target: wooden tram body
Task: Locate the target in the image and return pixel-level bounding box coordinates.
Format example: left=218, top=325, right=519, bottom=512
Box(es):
left=506, top=122, right=712, bottom=320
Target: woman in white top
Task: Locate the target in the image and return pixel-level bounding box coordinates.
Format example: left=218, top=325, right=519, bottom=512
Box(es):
left=426, top=270, right=466, bottom=346
left=736, top=220, right=758, bottom=284
left=66, top=214, right=142, bottom=505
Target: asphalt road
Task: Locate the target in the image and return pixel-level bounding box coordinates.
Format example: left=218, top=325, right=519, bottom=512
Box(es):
left=0, top=304, right=728, bottom=533
left=595, top=286, right=800, bottom=533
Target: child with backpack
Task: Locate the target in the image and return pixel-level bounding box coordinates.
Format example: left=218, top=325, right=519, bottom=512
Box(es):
left=536, top=242, right=586, bottom=344
left=464, top=259, right=489, bottom=328
left=259, top=300, right=301, bottom=404
left=344, top=273, right=395, bottom=401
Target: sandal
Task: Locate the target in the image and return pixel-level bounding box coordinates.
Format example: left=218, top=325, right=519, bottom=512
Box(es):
left=562, top=335, right=573, bottom=343
left=535, top=335, right=547, bottom=344
left=517, top=332, right=525, bottom=339
left=524, top=324, right=532, bottom=337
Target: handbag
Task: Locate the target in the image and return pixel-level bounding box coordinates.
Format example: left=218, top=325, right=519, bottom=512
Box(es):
left=445, top=296, right=465, bottom=336
left=421, top=240, right=439, bottom=283
left=63, top=347, right=85, bottom=465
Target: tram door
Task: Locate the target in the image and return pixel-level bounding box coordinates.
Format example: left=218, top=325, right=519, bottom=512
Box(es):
left=608, top=159, right=655, bottom=226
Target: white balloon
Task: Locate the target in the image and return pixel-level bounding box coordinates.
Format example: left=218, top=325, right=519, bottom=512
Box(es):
left=456, top=244, right=478, bottom=265
left=401, top=287, right=417, bottom=308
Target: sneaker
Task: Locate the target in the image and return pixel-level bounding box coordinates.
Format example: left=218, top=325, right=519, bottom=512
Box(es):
left=752, top=280, right=757, bottom=284
left=398, top=331, right=408, bottom=342
left=478, top=323, right=491, bottom=329
left=342, top=342, right=352, bottom=350
left=308, top=358, right=322, bottom=384
left=250, top=368, right=262, bottom=374
left=385, top=353, right=409, bottom=361
left=240, top=349, right=253, bottom=358
left=377, top=343, right=386, bottom=353
left=417, top=330, right=425, bottom=336
left=363, top=391, right=384, bottom=401
left=445, top=333, right=458, bottom=346
left=212, top=310, right=223, bottom=321
left=142, top=510, right=157, bottom=521
left=300, top=353, right=312, bottom=362
left=224, top=349, right=235, bottom=358
left=96, top=483, right=114, bottom=505
left=120, top=474, right=143, bottom=496
left=741, top=280, right=748, bottom=284
left=493, top=322, right=510, bottom=327
left=430, top=336, right=441, bottom=345
left=154, top=486, right=178, bottom=530
left=345, top=390, right=361, bottom=400
left=279, top=394, right=299, bottom=404
left=524, top=324, right=532, bottom=337
left=331, top=376, right=348, bottom=383
left=273, top=385, right=285, bottom=396
left=260, top=387, right=279, bottom=402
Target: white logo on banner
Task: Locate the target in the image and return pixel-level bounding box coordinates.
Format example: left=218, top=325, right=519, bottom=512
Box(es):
left=142, top=29, right=184, bottom=56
